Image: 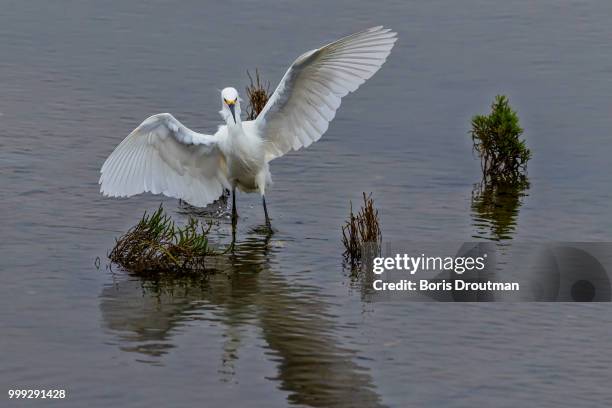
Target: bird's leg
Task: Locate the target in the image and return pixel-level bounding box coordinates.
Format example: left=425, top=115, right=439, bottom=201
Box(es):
left=230, top=222, right=237, bottom=250
left=231, top=187, right=238, bottom=227
left=262, top=195, right=271, bottom=229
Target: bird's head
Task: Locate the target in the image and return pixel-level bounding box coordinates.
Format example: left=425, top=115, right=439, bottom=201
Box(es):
left=220, top=87, right=241, bottom=125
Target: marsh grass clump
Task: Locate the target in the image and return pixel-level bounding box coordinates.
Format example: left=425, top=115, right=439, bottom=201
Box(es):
left=342, top=193, right=382, bottom=269
left=470, top=95, right=531, bottom=183
left=109, top=205, right=216, bottom=276
left=245, top=69, right=270, bottom=120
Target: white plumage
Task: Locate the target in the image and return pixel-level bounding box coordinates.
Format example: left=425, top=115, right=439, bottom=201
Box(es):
left=99, top=26, right=397, bottom=225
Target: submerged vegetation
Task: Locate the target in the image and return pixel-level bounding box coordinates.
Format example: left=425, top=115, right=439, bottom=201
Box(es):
left=109, top=205, right=217, bottom=276
left=342, top=193, right=382, bottom=269
left=470, top=95, right=531, bottom=183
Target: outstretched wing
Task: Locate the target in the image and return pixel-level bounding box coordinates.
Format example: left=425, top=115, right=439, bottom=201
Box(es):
left=255, top=26, right=397, bottom=161
left=99, top=113, right=228, bottom=207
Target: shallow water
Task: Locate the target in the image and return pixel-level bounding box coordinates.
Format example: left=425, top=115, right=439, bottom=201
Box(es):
left=2, top=1, right=612, bottom=406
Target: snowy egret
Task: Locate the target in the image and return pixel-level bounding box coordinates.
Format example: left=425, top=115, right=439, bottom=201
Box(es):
left=100, top=26, right=397, bottom=227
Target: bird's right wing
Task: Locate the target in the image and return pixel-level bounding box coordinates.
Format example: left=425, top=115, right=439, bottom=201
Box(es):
left=99, top=113, right=228, bottom=207
left=255, top=26, right=397, bottom=161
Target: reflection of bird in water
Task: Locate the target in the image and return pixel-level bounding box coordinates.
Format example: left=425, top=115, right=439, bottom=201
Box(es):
left=100, top=229, right=384, bottom=406
left=99, top=27, right=397, bottom=228
left=100, top=228, right=272, bottom=362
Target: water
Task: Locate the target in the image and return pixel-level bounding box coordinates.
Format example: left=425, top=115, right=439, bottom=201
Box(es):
left=2, top=1, right=612, bottom=406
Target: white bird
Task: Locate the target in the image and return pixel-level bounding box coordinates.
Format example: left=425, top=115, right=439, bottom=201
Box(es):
left=100, top=26, right=397, bottom=228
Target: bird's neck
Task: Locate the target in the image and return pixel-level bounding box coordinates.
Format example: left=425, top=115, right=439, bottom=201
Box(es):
left=227, top=119, right=244, bottom=136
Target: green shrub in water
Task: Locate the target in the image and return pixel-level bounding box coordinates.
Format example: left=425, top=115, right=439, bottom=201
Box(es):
left=470, top=95, right=531, bottom=182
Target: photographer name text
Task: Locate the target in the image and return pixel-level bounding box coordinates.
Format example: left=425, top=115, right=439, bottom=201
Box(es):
left=372, top=254, right=519, bottom=292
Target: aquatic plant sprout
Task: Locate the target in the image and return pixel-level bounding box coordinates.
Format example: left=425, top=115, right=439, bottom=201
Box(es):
left=245, top=69, right=270, bottom=121
left=342, top=193, right=382, bottom=269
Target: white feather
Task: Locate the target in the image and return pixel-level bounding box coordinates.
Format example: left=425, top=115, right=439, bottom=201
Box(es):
left=255, top=26, right=397, bottom=161
left=99, top=113, right=228, bottom=207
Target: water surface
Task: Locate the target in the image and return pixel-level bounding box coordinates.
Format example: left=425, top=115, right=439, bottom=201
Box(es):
left=2, top=1, right=612, bottom=407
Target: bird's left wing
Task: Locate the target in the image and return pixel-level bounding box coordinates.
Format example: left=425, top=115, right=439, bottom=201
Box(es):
left=254, top=26, right=397, bottom=161
left=99, top=113, right=228, bottom=207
